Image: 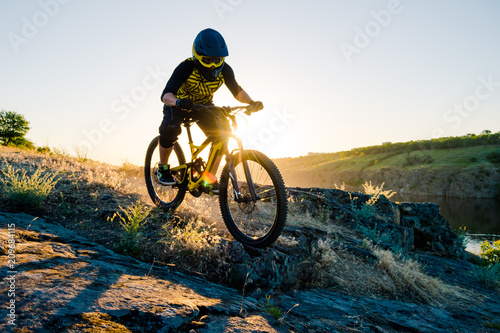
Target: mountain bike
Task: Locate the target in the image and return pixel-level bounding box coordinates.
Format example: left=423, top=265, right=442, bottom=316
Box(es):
left=144, top=104, right=288, bottom=248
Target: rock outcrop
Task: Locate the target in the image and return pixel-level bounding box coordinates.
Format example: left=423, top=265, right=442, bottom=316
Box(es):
left=286, top=187, right=468, bottom=259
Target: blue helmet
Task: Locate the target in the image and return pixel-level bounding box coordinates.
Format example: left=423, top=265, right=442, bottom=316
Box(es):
left=192, top=28, right=228, bottom=81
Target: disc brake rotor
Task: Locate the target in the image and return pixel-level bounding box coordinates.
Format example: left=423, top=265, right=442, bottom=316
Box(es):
left=237, top=185, right=256, bottom=214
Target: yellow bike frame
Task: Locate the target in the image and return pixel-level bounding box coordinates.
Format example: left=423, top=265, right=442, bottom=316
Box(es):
left=170, top=121, right=226, bottom=194
left=169, top=105, right=258, bottom=200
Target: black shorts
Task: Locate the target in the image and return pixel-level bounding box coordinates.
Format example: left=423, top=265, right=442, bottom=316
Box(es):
left=159, top=105, right=231, bottom=148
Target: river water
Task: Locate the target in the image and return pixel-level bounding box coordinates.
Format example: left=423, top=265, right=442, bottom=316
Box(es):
left=392, top=194, right=500, bottom=254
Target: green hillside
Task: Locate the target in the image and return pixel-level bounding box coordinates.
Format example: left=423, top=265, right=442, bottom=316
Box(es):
left=274, top=134, right=500, bottom=199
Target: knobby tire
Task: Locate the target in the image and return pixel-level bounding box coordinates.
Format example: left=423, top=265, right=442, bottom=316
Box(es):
left=144, top=136, right=186, bottom=210
left=219, top=150, right=288, bottom=248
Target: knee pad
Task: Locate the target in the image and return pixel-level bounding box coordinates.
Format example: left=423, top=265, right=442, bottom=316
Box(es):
left=159, top=124, right=182, bottom=148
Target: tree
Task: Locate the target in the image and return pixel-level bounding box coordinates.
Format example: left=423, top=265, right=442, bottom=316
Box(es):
left=0, top=110, right=30, bottom=146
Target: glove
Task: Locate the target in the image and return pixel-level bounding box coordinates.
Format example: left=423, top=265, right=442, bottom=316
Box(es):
left=248, top=100, right=264, bottom=112
left=176, top=98, right=193, bottom=110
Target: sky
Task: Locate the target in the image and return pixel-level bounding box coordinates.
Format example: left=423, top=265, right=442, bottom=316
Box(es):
left=1, top=0, right=500, bottom=166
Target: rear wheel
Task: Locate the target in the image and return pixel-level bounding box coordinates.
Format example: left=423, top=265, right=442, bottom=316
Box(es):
left=219, top=150, right=288, bottom=248
left=144, top=136, right=186, bottom=210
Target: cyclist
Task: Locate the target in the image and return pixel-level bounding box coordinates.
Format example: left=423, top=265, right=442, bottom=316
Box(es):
left=157, top=28, right=263, bottom=187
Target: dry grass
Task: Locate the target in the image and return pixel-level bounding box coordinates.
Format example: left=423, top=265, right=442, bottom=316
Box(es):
left=311, top=239, right=389, bottom=295
left=0, top=146, right=134, bottom=194
left=287, top=196, right=330, bottom=231
left=372, top=247, right=469, bottom=305
left=310, top=238, right=472, bottom=305
left=176, top=194, right=230, bottom=236
left=361, top=181, right=396, bottom=199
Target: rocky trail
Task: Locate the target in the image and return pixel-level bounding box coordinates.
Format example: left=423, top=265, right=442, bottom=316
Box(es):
left=1, top=190, right=500, bottom=332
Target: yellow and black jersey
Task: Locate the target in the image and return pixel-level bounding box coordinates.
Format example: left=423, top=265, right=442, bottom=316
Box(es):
left=161, top=58, right=242, bottom=105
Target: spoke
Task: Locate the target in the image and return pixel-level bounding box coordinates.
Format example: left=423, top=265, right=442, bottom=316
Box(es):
left=226, top=157, right=278, bottom=240
left=149, top=143, right=183, bottom=205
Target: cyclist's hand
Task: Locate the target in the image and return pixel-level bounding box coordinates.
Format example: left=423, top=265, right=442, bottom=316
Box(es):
left=247, top=100, right=264, bottom=113
left=176, top=98, right=194, bottom=111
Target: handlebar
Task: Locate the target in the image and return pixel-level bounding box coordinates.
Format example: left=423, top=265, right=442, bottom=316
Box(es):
left=190, top=104, right=261, bottom=116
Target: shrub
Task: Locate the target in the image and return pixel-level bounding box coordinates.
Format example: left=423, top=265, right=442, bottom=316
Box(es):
left=156, top=216, right=234, bottom=281
left=350, top=181, right=396, bottom=221
left=0, top=110, right=30, bottom=146
left=36, top=146, right=52, bottom=154
left=480, top=240, right=500, bottom=264
left=473, top=264, right=500, bottom=289
left=474, top=240, right=500, bottom=289
left=404, top=154, right=434, bottom=167
left=264, top=295, right=281, bottom=320
left=351, top=196, right=377, bottom=221
left=362, top=181, right=396, bottom=199
left=10, top=136, right=34, bottom=149
left=161, top=218, right=218, bottom=255
left=0, top=160, right=59, bottom=209
left=486, top=151, right=500, bottom=164
left=455, top=226, right=470, bottom=251
left=111, top=201, right=151, bottom=254
left=358, top=223, right=394, bottom=246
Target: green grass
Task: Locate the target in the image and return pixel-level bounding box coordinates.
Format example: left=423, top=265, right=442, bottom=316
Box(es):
left=274, top=146, right=500, bottom=190
left=0, top=159, right=59, bottom=209
left=484, top=321, right=500, bottom=329
left=282, top=146, right=500, bottom=173
left=109, top=201, right=151, bottom=255
left=264, top=295, right=282, bottom=320
left=473, top=264, right=500, bottom=290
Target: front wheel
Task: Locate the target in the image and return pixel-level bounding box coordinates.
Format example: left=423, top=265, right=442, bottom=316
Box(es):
left=219, top=150, right=288, bottom=248
left=144, top=136, right=186, bottom=210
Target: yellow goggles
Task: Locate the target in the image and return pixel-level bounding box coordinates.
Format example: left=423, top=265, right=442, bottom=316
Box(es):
left=193, top=46, right=225, bottom=68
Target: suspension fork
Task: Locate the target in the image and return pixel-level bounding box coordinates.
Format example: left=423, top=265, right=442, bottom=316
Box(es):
left=224, top=114, right=258, bottom=202
left=238, top=137, right=259, bottom=201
